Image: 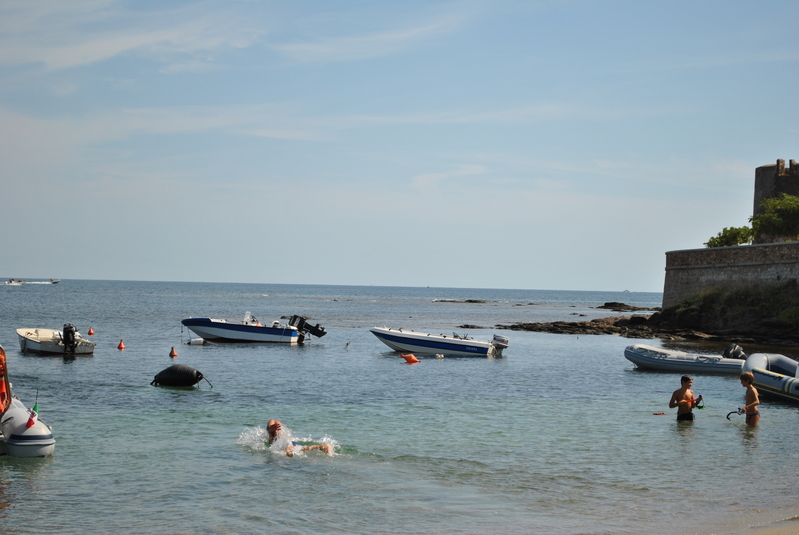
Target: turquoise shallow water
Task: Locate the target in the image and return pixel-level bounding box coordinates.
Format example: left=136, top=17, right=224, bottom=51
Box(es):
left=1, top=281, right=798, bottom=534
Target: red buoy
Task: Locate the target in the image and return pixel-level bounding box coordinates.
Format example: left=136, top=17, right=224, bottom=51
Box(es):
left=88, top=327, right=94, bottom=336
left=169, top=346, right=177, bottom=358
left=117, top=339, right=126, bottom=350
left=401, top=353, right=419, bottom=364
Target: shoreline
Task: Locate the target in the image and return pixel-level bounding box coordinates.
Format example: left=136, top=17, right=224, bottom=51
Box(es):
left=698, top=508, right=799, bottom=535
left=494, top=315, right=799, bottom=347
left=487, top=301, right=799, bottom=348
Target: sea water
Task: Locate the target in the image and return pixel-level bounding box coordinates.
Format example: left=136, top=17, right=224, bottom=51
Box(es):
left=1, top=281, right=798, bottom=534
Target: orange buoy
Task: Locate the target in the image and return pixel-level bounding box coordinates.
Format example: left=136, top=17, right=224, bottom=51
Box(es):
left=88, top=327, right=94, bottom=336
left=169, top=346, right=177, bottom=358
left=117, top=339, right=126, bottom=350
left=401, top=353, right=419, bottom=364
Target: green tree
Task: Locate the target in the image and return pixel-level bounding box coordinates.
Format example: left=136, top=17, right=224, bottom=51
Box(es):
left=750, top=193, right=799, bottom=241
left=704, top=226, right=754, bottom=248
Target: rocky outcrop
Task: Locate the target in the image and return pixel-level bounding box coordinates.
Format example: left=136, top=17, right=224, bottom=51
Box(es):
left=494, top=287, right=799, bottom=346
left=596, top=302, right=660, bottom=312
left=496, top=315, right=733, bottom=342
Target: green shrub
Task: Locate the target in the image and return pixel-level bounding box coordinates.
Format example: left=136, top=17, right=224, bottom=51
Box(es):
left=704, top=226, right=754, bottom=248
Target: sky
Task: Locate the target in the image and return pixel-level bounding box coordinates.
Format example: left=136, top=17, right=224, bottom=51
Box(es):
left=0, top=0, right=797, bottom=292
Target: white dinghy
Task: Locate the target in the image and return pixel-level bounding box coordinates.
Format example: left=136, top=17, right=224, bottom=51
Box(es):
left=743, top=353, right=799, bottom=403
left=624, top=343, right=746, bottom=374
left=0, top=345, right=56, bottom=457
left=17, top=324, right=96, bottom=355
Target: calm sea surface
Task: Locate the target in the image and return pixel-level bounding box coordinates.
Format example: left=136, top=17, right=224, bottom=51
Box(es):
left=1, top=280, right=798, bottom=534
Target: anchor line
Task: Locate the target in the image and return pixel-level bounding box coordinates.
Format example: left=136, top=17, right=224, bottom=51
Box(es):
left=344, top=329, right=370, bottom=350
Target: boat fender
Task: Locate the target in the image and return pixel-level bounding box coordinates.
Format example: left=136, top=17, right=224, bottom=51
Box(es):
left=150, top=364, right=205, bottom=387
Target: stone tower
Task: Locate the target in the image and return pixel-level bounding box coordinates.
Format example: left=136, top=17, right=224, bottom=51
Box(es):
left=753, top=158, right=799, bottom=243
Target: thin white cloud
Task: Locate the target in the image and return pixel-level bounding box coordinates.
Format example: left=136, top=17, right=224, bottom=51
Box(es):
left=0, top=1, right=263, bottom=71
left=412, top=164, right=487, bottom=189
left=0, top=98, right=683, bottom=162
left=273, top=15, right=464, bottom=63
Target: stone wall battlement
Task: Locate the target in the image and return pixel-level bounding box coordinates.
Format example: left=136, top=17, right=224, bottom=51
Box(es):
left=663, top=242, right=799, bottom=308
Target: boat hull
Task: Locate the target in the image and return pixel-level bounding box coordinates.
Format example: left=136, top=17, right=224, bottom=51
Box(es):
left=181, top=318, right=299, bottom=343
left=624, top=344, right=744, bottom=374
left=17, top=328, right=96, bottom=355
left=0, top=399, right=55, bottom=458
left=743, top=353, right=799, bottom=403
left=370, top=327, right=506, bottom=357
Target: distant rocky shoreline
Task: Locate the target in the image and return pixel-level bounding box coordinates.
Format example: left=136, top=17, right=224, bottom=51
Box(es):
left=460, top=301, right=799, bottom=347
left=493, top=315, right=723, bottom=342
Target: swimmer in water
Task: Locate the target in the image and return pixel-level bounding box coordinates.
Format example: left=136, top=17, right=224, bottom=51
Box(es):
left=266, top=419, right=333, bottom=457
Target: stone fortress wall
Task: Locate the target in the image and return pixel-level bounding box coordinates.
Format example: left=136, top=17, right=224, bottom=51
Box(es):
left=662, top=159, right=799, bottom=308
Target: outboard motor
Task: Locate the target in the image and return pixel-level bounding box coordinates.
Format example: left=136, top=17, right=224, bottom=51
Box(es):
left=723, top=343, right=746, bottom=360
left=62, top=323, right=77, bottom=353
left=289, top=315, right=327, bottom=339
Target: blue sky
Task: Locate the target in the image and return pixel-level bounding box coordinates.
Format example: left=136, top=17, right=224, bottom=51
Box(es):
left=1, top=1, right=796, bottom=292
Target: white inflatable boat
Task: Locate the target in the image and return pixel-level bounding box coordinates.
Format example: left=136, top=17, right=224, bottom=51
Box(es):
left=624, top=343, right=745, bottom=374
left=743, top=353, right=799, bottom=403
left=0, top=344, right=56, bottom=457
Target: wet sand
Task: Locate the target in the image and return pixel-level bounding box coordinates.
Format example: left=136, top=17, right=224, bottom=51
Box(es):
left=702, top=513, right=799, bottom=535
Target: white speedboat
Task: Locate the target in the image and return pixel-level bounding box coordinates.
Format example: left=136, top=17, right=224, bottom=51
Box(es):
left=743, top=353, right=799, bottom=403
left=17, top=324, right=96, bottom=355
left=0, top=345, right=56, bottom=457
left=182, top=312, right=326, bottom=344
left=370, top=327, right=509, bottom=357
left=624, top=343, right=745, bottom=374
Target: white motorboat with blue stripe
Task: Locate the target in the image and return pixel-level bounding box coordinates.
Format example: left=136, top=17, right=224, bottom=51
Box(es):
left=370, top=327, right=508, bottom=357
left=182, top=312, right=326, bottom=344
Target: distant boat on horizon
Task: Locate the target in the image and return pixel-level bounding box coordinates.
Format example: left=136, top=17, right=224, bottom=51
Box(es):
left=4, top=279, right=60, bottom=285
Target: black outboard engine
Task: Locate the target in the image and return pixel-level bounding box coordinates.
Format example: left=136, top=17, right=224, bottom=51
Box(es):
left=723, top=343, right=746, bottom=360
left=63, top=323, right=77, bottom=353
left=289, top=315, right=327, bottom=339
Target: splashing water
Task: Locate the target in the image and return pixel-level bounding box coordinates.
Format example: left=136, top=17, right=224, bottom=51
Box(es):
left=236, top=425, right=338, bottom=457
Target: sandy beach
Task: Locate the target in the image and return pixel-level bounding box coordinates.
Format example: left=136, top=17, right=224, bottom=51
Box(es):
left=698, top=511, right=799, bottom=535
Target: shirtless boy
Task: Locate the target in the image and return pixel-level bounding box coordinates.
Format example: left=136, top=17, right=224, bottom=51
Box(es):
left=740, top=371, right=760, bottom=426
left=669, top=375, right=701, bottom=421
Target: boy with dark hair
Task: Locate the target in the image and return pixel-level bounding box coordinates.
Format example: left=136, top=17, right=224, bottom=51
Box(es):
left=669, top=375, right=701, bottom=421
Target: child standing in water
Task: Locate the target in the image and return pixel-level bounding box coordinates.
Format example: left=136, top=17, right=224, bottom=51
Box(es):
left=669, top=375, right=701, bottom=421
left=740, top=371, right=760, bottom=426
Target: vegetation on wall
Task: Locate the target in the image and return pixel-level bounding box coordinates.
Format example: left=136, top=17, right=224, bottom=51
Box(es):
left=751, top=193, right=799, bottom=240
left=648, top=280, right=799, bottom=339
left=704, top=226, right=754, bottom=248
left=705, top=193, right=799, bottom=247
